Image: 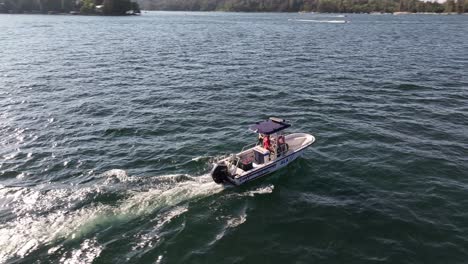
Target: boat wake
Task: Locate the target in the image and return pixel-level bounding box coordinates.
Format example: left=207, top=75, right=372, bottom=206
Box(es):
left=289, top=18, right=348, bottom=23
left=0, top=170, right=224, bottom=262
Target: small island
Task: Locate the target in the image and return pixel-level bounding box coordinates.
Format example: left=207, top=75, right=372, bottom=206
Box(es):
left=0, top=0, right=141, bottom=15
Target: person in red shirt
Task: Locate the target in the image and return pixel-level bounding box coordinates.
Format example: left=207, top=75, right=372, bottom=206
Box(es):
left=263, top=135, right=271, bottom=151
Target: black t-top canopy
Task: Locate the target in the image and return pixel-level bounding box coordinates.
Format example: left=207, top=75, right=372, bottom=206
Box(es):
left=249, top=118, right=291, bottom=135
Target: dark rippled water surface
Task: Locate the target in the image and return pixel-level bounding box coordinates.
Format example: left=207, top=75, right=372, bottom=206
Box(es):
left=1, top=12, right=468, bottom=263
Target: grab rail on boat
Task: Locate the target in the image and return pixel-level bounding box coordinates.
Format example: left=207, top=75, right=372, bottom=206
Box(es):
left=236, top=142, right=259, bottom=168
left=214, top=142, right=258, bottom=172
left=240, top=142, right=257, bottom=153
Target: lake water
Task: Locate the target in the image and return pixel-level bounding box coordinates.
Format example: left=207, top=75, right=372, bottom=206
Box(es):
left=0, top=11, right=467, bottom=263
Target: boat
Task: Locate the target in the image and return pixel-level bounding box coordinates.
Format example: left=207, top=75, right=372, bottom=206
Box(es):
left=211, top=118, right=315, bottom=186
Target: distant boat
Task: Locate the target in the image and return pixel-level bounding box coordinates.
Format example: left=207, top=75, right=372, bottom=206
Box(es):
left=289, top=18, right=348, bottom=24
left=393, top=11, right=411, bottom=15
left=125, top=10, right=141, bottom=15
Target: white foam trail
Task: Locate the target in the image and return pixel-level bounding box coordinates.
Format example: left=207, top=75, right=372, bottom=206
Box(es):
left=16, top=172, right=27, bottom=179
left=244, top=184, right=275, bottom=197
left=102, top=169, right=129, bottom=184
left=209, top=204, right=248, bottom=246
left=133, top=205, right=189, bottom=250
left=226, top=212, right=247, bottom=228
left=224, top=184, right=274, bottom=200
left=0, top=205, right=111, bottom=261
left=59, top=238, right=103, bottom=264
left=289, top=19, right=348, bottom=23
left=16, top=239, right=39, bottom=258
left=0, top=173, right=224, bottom=262
left=191, top=156, right=208, bottom=161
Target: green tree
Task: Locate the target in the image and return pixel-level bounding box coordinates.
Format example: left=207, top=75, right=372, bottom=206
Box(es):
left=445, top=0, right=456, bottom=12
left=128, top=0, right=447, bottom=13
left=131, top=1, right=140, bottom=12
left=103, top=0, right=132, bottom=15
left=80, top=0, right=95, bottom=14
left=317, top=0, right=339, bottom=12
left=456, top=0, right=464, bottom=13
left=0, top=2, right=7, bottom=13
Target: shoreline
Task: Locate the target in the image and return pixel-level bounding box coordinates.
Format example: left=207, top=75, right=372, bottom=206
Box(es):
left=1, top=10, right=467, bottom=16
left=141, top=10, right=468, bottom=15
left=0, top=11, right=140, bottom=16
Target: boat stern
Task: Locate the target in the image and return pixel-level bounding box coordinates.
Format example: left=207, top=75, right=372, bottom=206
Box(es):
left=211, top=162, right=230, bottom=184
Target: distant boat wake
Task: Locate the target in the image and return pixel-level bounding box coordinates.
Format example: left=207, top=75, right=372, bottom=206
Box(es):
left=289, top=18, right=348, bottom=23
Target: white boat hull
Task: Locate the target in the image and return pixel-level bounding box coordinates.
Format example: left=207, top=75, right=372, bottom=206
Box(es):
left=212, top=133, right=315, bottom=186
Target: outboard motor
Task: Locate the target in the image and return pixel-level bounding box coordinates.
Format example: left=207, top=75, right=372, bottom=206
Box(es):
left=211, top=162, right=230, bottom=184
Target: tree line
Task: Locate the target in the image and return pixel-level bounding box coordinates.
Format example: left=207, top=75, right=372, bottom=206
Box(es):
left=139, top=0, right=467, bottom=13
left=0, top=0, right=140, bottom=14
left=1, top=0, right=466, bottom=14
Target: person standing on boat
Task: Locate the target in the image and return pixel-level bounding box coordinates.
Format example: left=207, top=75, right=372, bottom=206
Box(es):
left=277, top=135, right=286, bottom=156
left=263, top=135, right=271, bottom=151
